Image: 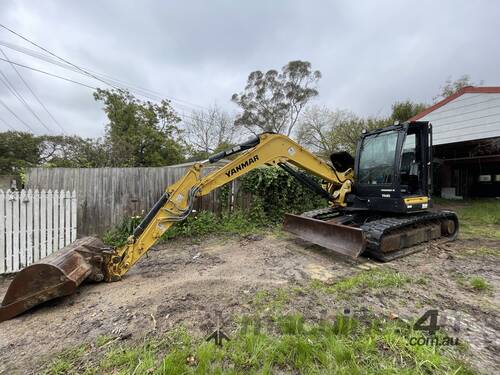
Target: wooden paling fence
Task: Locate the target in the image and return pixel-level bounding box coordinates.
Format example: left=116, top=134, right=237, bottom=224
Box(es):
left=0, top=189, right=77, bottom=274
left=26, top=164, right=252, bottom=237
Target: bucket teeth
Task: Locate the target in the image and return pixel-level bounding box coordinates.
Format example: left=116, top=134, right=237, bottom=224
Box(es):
left=283, top=214, right=366, bottom=258
left=0, top=237, right=106, bottom=323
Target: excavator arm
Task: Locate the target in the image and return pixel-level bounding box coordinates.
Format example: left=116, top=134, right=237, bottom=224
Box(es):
left=105, top=132, right=354, bottom=280
left=1, top=132, right=359, bottom=322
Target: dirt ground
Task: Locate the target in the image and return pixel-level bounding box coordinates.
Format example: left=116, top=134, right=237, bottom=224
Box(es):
left=0, top=229, right=499, bottom=374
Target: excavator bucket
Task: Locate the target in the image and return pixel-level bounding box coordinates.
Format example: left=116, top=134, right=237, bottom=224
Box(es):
left=283, top=214, right=366, bottom=258
left=0, top=237, right=107, bottom=323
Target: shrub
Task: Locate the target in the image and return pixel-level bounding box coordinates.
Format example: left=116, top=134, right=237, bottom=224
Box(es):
left=240, top=166, right=328, bottom=223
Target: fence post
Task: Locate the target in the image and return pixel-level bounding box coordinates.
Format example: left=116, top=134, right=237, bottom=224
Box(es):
left=11, top=190, right=19, bottom=271
left=26, top=189, right=34, bottom=267
left=0, top=190, right=4, bottom=274
left=5, top=191, right=12, bottom=272
left=40, top=189, right=47, bottom=259
left=46, top=190, right=53, bottom=257
left=71, top=190, right=77, bottom=242
left=33, top=189, right=40, bottom=262
left=53, top=190, right=60, bottom=253
left=59, top=191, right=65, bottom=247
left=65, top=190, right=71, bottom=246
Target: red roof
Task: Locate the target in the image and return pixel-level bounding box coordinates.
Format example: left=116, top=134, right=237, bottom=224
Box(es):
left=410, top=86, right=500, bottom=121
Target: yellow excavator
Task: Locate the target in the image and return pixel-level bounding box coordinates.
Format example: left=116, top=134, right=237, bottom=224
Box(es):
left=0, top=121, right=458, bottom=322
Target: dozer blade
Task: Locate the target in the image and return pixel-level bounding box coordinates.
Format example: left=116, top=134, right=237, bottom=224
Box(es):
left=0, top=237, right=107, bottom=323
left=283, top=214, right=366, bottom=258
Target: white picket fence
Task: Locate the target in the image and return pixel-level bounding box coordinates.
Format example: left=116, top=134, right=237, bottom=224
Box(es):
left=0, top=189, right=77, bottom=274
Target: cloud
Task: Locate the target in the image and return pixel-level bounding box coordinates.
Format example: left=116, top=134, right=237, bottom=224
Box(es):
left=0, top=0, right=498, bottom=137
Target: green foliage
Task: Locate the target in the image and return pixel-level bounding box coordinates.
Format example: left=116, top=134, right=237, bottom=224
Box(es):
left=239, top=166, right=328, bottom=223
left=232, top=60, right=321, bottom=136
left=102, top=204, right=269, bottom=247
left=39, top=135, right=110, bottom=168
left=296, top=106, right=358, bottom=158
left=43, top=345, right=88, bottom=375
left=434, top=74, right=481, bottom=102
left=95, top=335, right=114, bottom=347
left=311, top=268, right=411, bottom=298
left=298, top=113, right=386, bottom=156
left=468, top=277, right=491, bottom=291
left=102, top=215, right=142, bottom=247
left=0, top=131, right=111, bottom=175
left=94, top=88, right=185, bottom=167
left=390, top=100, right=428, bottom=122
left=42, top=313, right=474, bottom=375
left=0, top=131, right=43, bottom=174
left=455, top=199, right=500, bottom=239
left=161, top=209, right=268, bottom=241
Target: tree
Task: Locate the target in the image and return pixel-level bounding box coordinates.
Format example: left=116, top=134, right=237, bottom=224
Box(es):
left=183, top=105, right=236, bottom=159
left=94, top=89, right=185, bottom=167
left=232, top=60, right=321, bottom=136
left=390, top=100, right=428, bottom=122
left=39, top=136, right=110, bottom=168
left=297, top=106, right=387, bottom=157
left=296, top=106, right=355, bottom=158
left=0, top=131, right=43, bottom=174
left=433, top=74, right=483, bottom=102
left=328, top=117, right=386, bottom=155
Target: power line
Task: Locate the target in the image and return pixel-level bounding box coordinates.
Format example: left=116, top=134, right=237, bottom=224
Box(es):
left=0, top=97, right=35, bottom=132
left=0, top=38, right=209, bottom=111
left=0, top=66, right=54, bottom=134
left=0, top=47, right=66, bottom=134
left=0, top=23, right=120, bottom=91
left=0, top=25, right=220, bottom=129
left=0, top=56, right=218, bottom=128
left=0, top=57, right=97, bottom=89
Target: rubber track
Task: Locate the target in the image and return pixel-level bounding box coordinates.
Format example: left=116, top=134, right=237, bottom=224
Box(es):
left=360, top=211, right=459, bottom=253
left=299, top=208, right=459, bottom=261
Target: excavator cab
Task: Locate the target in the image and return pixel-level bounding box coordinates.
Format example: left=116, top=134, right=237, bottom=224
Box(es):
left=348, top=121, right=432, bottom=213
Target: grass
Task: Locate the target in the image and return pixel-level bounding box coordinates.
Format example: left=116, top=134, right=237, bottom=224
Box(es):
left=452, top=199, right=500, bottom=239
left=40, top=313, right=474, bottom=375
left=95, top=334, right=115, bottom=347
left=453, top=273, right=493, bottom=293
left=468, top=276, right=492, bottom=291
left=460, top=245, right=499, bottom=258
left=43, top=345, right=88, bottom=375
left=310, top=268, right=412, bottom=298
left=40, top=280, right=476, bottom=374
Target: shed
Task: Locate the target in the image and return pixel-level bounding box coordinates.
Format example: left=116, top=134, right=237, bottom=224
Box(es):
left=410, top=87, right=500, bottom=198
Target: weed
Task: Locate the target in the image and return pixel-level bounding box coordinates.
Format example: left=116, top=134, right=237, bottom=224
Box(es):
left=95, top=335, right=114, bottom=347
left=311, top=268, right=411, bottom=298
left=453, top=273, right=492, bottom=292
left=162, top=209, right=275, bottom=241
left=102, top=215, right=142, bottom=247
left=468, top=277, right=491, bottom=291
left=43, top=345, right=87, bottom=375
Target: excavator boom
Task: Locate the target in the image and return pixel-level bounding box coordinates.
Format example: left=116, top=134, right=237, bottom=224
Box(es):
left=0, top=133, right=360, bottom=322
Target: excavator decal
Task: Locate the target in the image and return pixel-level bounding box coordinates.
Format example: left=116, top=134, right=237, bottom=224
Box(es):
left=225, top=155, right=259, bottom=177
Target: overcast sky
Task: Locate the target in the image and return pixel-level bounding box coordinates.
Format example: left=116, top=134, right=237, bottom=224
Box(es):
left=0, top=0, right=498, bottom=138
